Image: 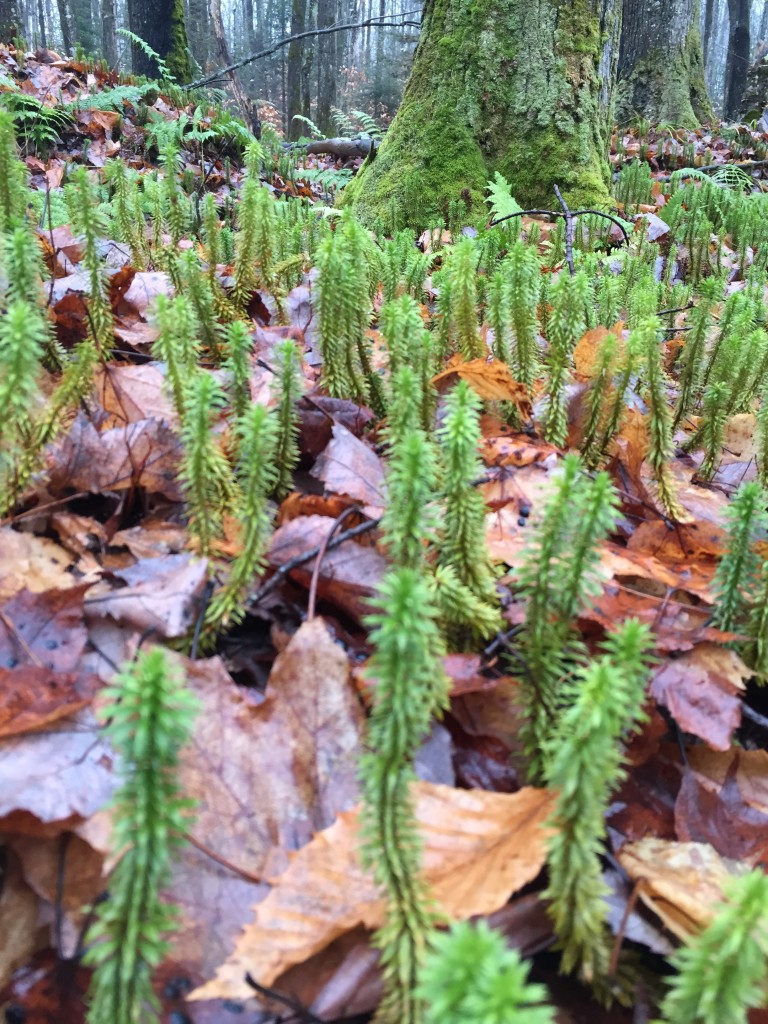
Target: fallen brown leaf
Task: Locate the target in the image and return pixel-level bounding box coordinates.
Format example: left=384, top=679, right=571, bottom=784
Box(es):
left=268, top=515, right=386, bottom=622
left=189, top=782, right=555, bottom=1003
left=169, top=619, right=365, bottom=978
left=618, top=837, right=745, bottom=940
left=675, top=747, right=768, bottom=866
left=433, top=356, right=532, bottom=416
left=311, top=422, right=387, bottom=516
left=650, top=643, right=749, bottom=750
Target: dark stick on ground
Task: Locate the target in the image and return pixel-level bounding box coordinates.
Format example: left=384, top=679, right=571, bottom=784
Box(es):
left=553, top=183, right=575, bottom=276
left=249, top=516, right=380, bottom=607
left=489, top=198, right=631, bottom=248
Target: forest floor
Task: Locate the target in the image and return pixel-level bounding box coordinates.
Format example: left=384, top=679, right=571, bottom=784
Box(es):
left=2, top=42, right=768, bottom=1024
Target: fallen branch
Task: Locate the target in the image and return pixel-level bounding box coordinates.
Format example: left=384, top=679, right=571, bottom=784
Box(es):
left=285, top=136, right=377, bottom=159
left=489, top=196, right=631, bottom=248
left=186, top=13, right=422, bottom=89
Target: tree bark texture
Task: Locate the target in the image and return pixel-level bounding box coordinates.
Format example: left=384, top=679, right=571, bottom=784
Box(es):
left=286, top=0, right=309, bottom=137
left=101, top=0, right=117, bottom=67
left=724, top=0, right=752, bottom=116
left=0, top=0, right=20, bottom=41
left=316, top=0, right=339, bottom=133
left=342, top=0, right=621, bottom=229
left=186, top=0, right=211, bottom=69
left=703, top=0, right=716, bottom=64
left=55, top=0, right=71, bottom=52
left=127, top=0, right=192, bottom=80
left=70, top=0, right=97, bottom=53
left=617, top=0, right=713, bottom=126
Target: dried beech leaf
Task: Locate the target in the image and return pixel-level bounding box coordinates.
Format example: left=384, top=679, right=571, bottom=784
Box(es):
left=618, top=837, right=746, bottom=941
left=190, top=782, right=555, bottom=1002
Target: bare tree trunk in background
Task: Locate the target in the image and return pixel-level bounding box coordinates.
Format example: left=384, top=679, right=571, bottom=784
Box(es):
left=55, top=0, right=71, bottom=50
left=315, top=0, right=337, bottom=132
left=759, top=0, right=768, bottom=41
left=186, top=0, right=210, bottom=70
left=372, top=0, right=384, bottom=113
left=618, top=0, right=713, bottom=125
left=210, top=0, right=261, bottom=133
left=703, top=0, right=716, bottom=63
left=69, top=0, right=96, bottom=52
left=35, top=0, right=46, bottom=46
left=101, top=0, right=117, bottom=66
left=724, top=0, right=752, bottom=116
left=286, top=0, right=308, bottom=136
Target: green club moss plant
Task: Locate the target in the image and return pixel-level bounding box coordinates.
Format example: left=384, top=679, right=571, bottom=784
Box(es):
left=67, top=167, right=114, bottom=355
left=541, top=271, right=589, bottom=447
left=84, top=647, right=197, bottom=1024
left=436, top=381, right=500, bottom=635
left=505, top=240, right=541, bottom=389
left=0, top=301, right=48, bottom=515
left=178, top=370, right=234, bottom=559
left=757, top=381, right=768, bottom=489
left=104, top=158, right=148, bottom=270
left=151, top=294, right=202, bottom=419
left=223, top=320, right=253, bottom=423
left=711, top=480, right=767, bottom=634
left=359, top=415, right=451, bottom=1023
left=314, top=228, right=368, bottom=404
left=444, top=236, right=483, bottom=361
left=360, top=566, right=448, bottom=1024
left=697, top=380, right=729, bottom=482
left=0, top=109, right=28, bottom=229
left=270, top=339, right=302, bottom=501
left=205, top=402, right=277, bottom=635
left=232, top=141, right=268, bottom=307
left=657, top=870, right=768, bottom=1024
left=516, top=455, right=620, bottom=781
left=580, top=326, right=620, bottom=468
left=544, top=620, right=652, bottom=984
left=416, top=919, right=554, bottom=1024
left=672, top=280, right=719, bottom=431
left=177, top=250, right=226, bottom=362
left=486, top=269, right=511, bottom=364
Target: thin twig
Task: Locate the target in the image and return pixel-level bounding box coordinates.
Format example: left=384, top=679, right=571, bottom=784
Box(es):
left=182, top=830, right=264, bottom=885
left=245, top=973, right=324, bottom=1023
left=657, top=301, right=694, bottom=316
left=250, top=517, right=380, bottom=607
left=0, top=609, right=43, bottom=666
left=553, top=184, right=575, bottom=276
left=186, top=14, right=422, bottom=88
left=306, top=506, right=361, bottom=621
left=489, top=203, right=631, bottom=247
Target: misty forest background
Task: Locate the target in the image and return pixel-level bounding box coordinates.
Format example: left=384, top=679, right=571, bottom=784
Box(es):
left=0, top=0, right=766, bottom=143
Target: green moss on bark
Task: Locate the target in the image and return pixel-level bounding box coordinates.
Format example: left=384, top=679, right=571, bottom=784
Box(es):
left=166, top=0, right=193, bottom=83
left=341, top=0, right=620, bottom=231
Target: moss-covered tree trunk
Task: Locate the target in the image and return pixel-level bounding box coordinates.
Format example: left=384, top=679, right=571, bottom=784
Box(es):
left=341, top=0, right=621, bottom=230
left=617, top=0, right=712, bottom=127
left=127, top=0, right=192, bottom=80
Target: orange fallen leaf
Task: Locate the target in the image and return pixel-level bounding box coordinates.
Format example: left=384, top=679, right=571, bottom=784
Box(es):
left=618, top=838, right=746, bottom=941
left=433, top=356, right=532, bottom=414
left=190, top=781, right=555, bottom=1003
